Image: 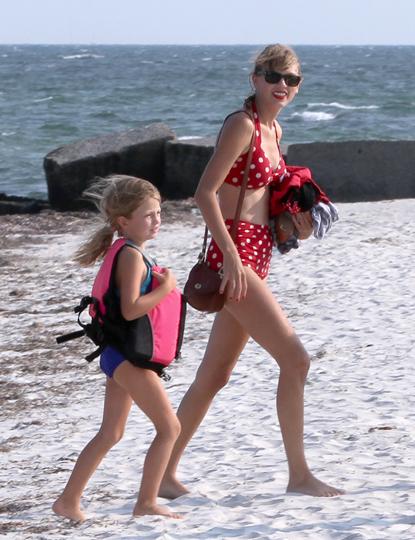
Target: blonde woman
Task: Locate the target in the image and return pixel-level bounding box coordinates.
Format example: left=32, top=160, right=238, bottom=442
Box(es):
left=160, top=44, right=344, bottom=499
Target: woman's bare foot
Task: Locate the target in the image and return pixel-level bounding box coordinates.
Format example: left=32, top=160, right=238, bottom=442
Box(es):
left=158, top=476, right=190, bottom=500
left=133, top=502, right=182, bottom=519
left=287, top=474, right=345, bottom=497
left=52, top=497, right=86, bottom=522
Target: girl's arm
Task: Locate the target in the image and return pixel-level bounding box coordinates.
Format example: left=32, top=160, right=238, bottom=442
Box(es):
left=194, top=113, right=254, bottom=301
left=117, top=247, right=176, bottom=321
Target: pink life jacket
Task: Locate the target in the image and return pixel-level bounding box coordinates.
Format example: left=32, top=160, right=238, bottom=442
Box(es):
left=57, top=238, right=186, bottom=378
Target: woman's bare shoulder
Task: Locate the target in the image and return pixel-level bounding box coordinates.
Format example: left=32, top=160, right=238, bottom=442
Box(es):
left=219, top=110, right=254, bottom=148
left=224, top=110, right=254, bottom=131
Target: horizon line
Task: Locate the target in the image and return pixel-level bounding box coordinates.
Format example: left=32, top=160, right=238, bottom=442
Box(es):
left=0, top=42, right=414, bottom=47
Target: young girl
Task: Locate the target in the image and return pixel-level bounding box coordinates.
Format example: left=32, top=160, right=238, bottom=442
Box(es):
left=159, top=44, right=344, bottom=498
left=52, top=175, right=182, bottom=521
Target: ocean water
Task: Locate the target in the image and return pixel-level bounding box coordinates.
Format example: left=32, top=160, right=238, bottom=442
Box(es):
left=0, top=44, right=414, bottom=199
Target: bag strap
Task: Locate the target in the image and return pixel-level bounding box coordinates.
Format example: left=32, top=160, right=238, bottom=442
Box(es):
left=200, top=114, right=255, bottom=260
left=229, top=124, right=255, bottom=240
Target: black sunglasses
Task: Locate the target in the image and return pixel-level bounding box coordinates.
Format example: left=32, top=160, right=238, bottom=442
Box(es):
left=257, top=70, right=302, bottom=87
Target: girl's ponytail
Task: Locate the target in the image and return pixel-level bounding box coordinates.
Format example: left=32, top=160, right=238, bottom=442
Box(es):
left=73, top=224, right=114, bottom=266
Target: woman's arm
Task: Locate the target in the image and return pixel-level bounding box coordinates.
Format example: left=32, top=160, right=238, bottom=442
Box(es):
left=117, top=248, right=176, bottom=321
left=292, top=212, right=313, bottom=239
left=276, top=121, right=313, bottom=240
left=194, top=113, right=254, bottom=301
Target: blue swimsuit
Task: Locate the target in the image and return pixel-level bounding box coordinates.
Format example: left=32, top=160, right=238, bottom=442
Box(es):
left=99, top=248, right=153, bottom=378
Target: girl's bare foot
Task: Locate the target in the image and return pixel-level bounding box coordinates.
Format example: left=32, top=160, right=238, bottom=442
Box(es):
left=52, top=497, right=86, bottom=522
left=133, top=502, right=182, bottom=519
left=287, top=473, right=345, bottom=497
left=158, top=476, right=190, bottom=500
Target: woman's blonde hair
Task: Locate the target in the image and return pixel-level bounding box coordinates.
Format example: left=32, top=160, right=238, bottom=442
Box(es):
left=253, top=43, right=301, bottom=75
left=245, top=43, right=301, bottom=108
left=74, top=175, right=161, bottom=266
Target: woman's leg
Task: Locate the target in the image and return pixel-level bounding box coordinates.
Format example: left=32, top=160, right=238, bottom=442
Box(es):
left=159, top=309, right=250, bottom=499
left=225, top=268, right=344, bottom=496
left=52, top=374, right=132, bottom=521
left=113, top=362, right=182, bottom=518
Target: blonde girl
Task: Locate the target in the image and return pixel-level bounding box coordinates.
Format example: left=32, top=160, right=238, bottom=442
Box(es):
left=53, top=175, right=182, bottom=521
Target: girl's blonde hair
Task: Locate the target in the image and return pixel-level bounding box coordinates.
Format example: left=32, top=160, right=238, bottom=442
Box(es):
left=74, top=175, right=161, bottom=266
left=245, top=43, right=301, bottom=108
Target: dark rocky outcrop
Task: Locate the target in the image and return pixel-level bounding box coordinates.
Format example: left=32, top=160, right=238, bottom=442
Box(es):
left=44, top=124, right=175, bottom=210
left=164, top=138, right=215, bottom=198
left=287, top=140, right=415, bottom=202
left=0, top=193, right=49, bottom=216
left=0, top=135, right=407, bottom=217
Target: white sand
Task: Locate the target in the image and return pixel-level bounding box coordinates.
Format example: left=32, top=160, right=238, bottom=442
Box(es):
left=1, top=199, right=415, bottom=539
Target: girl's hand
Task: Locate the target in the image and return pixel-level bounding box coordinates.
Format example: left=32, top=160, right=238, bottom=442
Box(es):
left=221, top=251, right=247, bottom=302
left=152, top=268, right=177, bottom=293
left=292, top=211, right=313, bottom=239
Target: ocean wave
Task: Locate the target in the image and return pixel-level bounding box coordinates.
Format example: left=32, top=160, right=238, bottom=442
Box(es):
left=61, top=53, right=104, bottom=60
left=33, top=96, right=54, bottom=103
left=1, top=131, right=16, bottom=137
left=308, top=102, right=379, bottom=110
left=292, top=111, right=335, bottom=121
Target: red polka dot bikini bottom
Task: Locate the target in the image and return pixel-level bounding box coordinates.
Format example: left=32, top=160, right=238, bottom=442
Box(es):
left=206, top=219, right=273, bottom=279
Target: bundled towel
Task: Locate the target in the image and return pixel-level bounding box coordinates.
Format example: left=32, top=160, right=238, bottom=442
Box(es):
left=311, top=201, right=339, bottom=240
left=269, top=166, right=338, bottom=253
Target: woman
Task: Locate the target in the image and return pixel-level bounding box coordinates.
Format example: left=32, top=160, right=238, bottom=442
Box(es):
left=161, top=44, right=344, bottom=498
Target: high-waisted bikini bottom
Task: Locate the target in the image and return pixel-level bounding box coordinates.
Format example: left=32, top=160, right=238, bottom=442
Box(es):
left=205, top=219, right=273, bottom=279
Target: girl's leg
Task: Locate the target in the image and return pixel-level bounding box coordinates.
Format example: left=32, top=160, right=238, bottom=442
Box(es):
left=113, top=362, right=182, bottom=518
left=159, top=309, right=250, bottom=499
left=225, top=268, right=344, bottom=496
left=52, top=374, right=132, bottom=521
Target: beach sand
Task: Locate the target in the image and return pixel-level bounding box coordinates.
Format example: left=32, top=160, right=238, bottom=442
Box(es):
left=1, top=199, right=415, bottom=539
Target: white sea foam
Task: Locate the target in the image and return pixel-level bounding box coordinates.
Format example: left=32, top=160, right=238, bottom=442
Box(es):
left=308, top=101, right=380, bottom=110
left=61, top=54, right=104, bottom=60
left=33, top=96, right=54, bottom=103
left=292, top=111, right=336, bottom=121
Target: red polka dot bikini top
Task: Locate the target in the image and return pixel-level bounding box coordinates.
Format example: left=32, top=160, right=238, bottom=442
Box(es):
left=223, top=100, right=287, bottom=189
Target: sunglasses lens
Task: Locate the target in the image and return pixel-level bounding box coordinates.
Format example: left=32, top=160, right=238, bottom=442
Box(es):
left=285, top=75, right=301, bottom=87
left=264, top=71, right=282, bottom=84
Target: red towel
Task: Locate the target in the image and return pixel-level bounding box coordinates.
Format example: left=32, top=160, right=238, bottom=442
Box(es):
left=269, top=165, right=330, bottom=216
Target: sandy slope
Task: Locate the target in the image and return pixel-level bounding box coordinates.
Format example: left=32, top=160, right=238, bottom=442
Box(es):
left=1, top=199, right=415, bottom=539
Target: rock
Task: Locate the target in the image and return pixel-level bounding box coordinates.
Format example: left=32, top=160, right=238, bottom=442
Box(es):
left=0, top=193, right=49, bottom=215
left=286, top=140, right=415, bottom=202
left=44, top=124, right=176, bottom=210
left=164, top=138, right=215, bottom=198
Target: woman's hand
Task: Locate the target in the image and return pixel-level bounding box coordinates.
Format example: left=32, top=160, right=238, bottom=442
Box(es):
left=221, top=251, right=247, bottom=303
left=292, top=211, right=313, bottom=239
